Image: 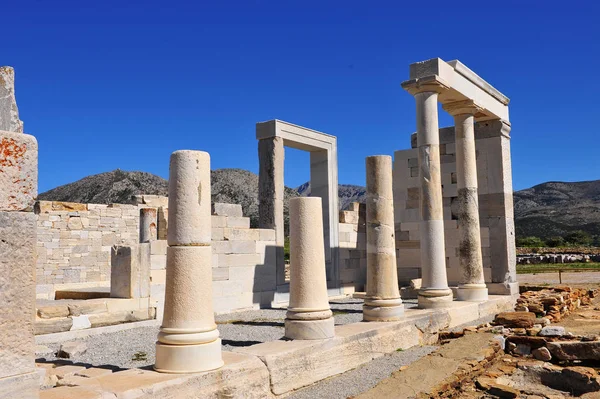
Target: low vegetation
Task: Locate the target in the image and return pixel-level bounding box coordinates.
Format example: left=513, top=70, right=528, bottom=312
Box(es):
left=516, top=262, right=600, bottom=274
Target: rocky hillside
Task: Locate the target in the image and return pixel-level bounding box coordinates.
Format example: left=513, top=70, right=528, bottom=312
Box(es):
left=296, top=182, right=367, bottom=210
left=39, top=170, right=600, bottom=239
left=513, top=180, right=600, bottom=238
left=39, top=169, right=299, bottom=229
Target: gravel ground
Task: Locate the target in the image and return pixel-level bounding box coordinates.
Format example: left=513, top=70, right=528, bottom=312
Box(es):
left=286, top=345, right=437, bottom=399
left=38, top=297, right=388, bottom=369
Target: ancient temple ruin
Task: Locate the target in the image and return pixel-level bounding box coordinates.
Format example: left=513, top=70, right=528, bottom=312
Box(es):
left=0, top=58, right=521, bottom=398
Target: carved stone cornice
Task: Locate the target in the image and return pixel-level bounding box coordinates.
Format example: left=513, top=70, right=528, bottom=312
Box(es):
left=401, top=75, right=450, bottom=96
left=442, top=99, right=484, bottom=117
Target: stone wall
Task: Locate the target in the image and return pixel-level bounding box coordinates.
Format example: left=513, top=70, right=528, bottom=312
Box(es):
left=338, top=202, right=367, bottom=294
left=35, top=201, right=143, bottom=299
left=148, top=203, right=278, bottom=316
left=393, top=123, right=511, bottom=285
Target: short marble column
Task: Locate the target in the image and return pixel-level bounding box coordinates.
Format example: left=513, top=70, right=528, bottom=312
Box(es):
left=285, top=197, right=335, bottom=340
left=444, top=101, right=488, bottom=301
left=406, top=82, right=453, bottom=308
left=154, top=150, right=223, bottom=373
left=139, top=207, right=157, bottom=243
left=363, top=155, right=404, bottom=321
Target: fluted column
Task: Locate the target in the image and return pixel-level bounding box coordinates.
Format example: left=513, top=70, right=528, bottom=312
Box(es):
left=403, top=78, right=453, bottom=308
left=444, top=101, right=488, bottom=301
left=154, top=150, right=223, bottom=373
left=285, top=197, right=335, bottom=340
left=363, top=155, right=403, bottom=321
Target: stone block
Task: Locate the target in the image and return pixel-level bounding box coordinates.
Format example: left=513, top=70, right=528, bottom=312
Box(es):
left=0, top=211, right=36, bottom=376
left=339, top=211, right=358, bottom=224
left=229, top=240, right=256, bottom=254
left=150, top=239, right=167, bottom=255
left=87, top=310, right=149, bottom=328
left=0, top=370, right=39, bottom=399
left=224, top=228, right=259, bottom=241
left=35, top=317, right=73, bottom=335
left=67, top=300, right=107, bottom=316
left=70, top=315, right=91, bottom=331
left=258, top=228, right=276, bottom=242
left=37, top=305, right=70, bottom=319
left=111, top=244, right=150, bottom=299
left=212, top=203, right=243, bottom=217
left=212, top=268, right=229, bottom=281
left=227, top=217, right=251, bottom=229
left=0, top=67, right=23, bottom=132
left=0, top=131, right=37, bottom=211
left=151, top=254, right=166, bottom=270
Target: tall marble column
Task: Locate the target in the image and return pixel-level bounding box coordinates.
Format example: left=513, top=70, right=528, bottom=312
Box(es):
left=154, top=150, right=223, bottom=373
left=285, top=197, right=335, bottom=340
left=258, top=137, right=286, bottom=285
left=403, top=78, right=453, bottom=308
left=363, top=155, right=403, bottom=321
left=443, top=101, right=488, bottom=301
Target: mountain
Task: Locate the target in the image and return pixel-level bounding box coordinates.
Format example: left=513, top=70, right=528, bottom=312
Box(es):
left=38, top=169, right=299, bottom=229
left=39, top=170, right=600, bottom=239
left=295, top=182, right=367, bottom=210
left=513, top=180, right=600, bottom=238
left=38, top=170, right=168, bottom=205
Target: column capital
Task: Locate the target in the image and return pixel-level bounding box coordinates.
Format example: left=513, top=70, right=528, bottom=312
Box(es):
left=442, top=100, right=484, bottom=117
left=401, top=75, right=450, bottom=96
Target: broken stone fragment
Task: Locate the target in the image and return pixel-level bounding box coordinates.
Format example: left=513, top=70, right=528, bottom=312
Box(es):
left=539, top=326, right=566, bottom=337
left=494, top=312, right=536, bottom=328
left=547, top=341, right=600, bottom=361
left=531, top=347, right=552, bottom=361
left=57, top=341, right=87, bottom=359
left=0, top=66, right=24, bottom=132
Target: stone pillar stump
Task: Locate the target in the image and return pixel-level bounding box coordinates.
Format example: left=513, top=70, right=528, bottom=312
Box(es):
left=154, top=150, right=223, bottom=373
left=285, top=197, right=334, bottom=340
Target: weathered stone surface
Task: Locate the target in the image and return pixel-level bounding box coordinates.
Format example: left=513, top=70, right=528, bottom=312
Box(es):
left=539, top=326, right=566, bottom=337
left=0, top=211, right=36, bottom=377
left=547, top=341, right=600, bottom=360
left=0, top=67, right=23, bottom=133
left=58, top=341, right=87, bottom=359
left=39, top=385, right=101, bottom=399
left=494, top=312, right=536, bottom=328
left=67, top=300, right=107, bottom=316
left=0, top=371, right=39, bottom=399
left=38, top=305, right=70, bottom=319
left=0, top=131, right=37, bottom=211
left=87, top=310, right=149, bottom=328
left=211, top=203, right=243, bottom=217
left=35, top=317, right=73, bottom=335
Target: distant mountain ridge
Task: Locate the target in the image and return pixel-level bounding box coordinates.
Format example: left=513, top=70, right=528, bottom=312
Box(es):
left=39, top=170, right=600, bottom=238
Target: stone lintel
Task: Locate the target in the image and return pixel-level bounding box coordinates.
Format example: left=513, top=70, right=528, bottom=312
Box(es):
left=256, top=119, right=336, bottom=152
left=406, top=58, right=509, bottom=122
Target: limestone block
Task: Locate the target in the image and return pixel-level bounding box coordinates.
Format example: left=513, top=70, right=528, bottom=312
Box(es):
left=0, top=67, right=24, bottom=133
left=67, top=300, right=108, bottom=316
left=150, top=239, right=167, bottom=255
left=37, top=305, right=70, bottom=319
left=212, top=268, right=229, bottom=281
left=0, top=211, right=36, bottom=376
left=211, top=215, right=227, bottom=228
left=87, top=310, right=149, bottom=328
left=229, top=240, right=256, bottom=254
left=339, top=211, right=358, bottom=224
left=111, top=244, right=150, bottom=299
left=258, top=228, right=276, bottom=242
left=0, top=371, right=39, bottom=399
left=227, top=217, right=251, bottom=229
left=151, top=254, right=166, bottom=270
left=211, top=203, right=243, bottom=217
left=34, top=317, right=73, bottom=335
left=0, top=131, right=37, bottom=211
left=223, top=228, right=259, bottom=241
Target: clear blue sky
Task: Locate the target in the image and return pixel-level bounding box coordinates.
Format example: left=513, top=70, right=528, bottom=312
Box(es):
left=5, top=1, right=599, bottom=193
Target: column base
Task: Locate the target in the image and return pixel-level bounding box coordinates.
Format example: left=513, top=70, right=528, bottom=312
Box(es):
left=418, top=288, right=453, bottom=309
left=154, top=338, right=224, bottom=373
left=456, top=284, right=488, bottom=302
left=285, top=317, right=335, bottom=340
left=487, top=282, right=519, bottom=296
left=363, top=298, right=404, bottom=321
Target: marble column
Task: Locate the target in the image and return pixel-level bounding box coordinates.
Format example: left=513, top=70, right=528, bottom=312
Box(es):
left=403, top=79, right=453, bottom=308
left=363, top=155, right=404, bottom=321
left=258, top=137, right=286, bottom=285
left=139, top=207, right=157, bottom=243
left=443, top=101, right=488, bottom=301
left=154, top=150, right=223, bottom=373
left=285, top=197, right=335, bottom=340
